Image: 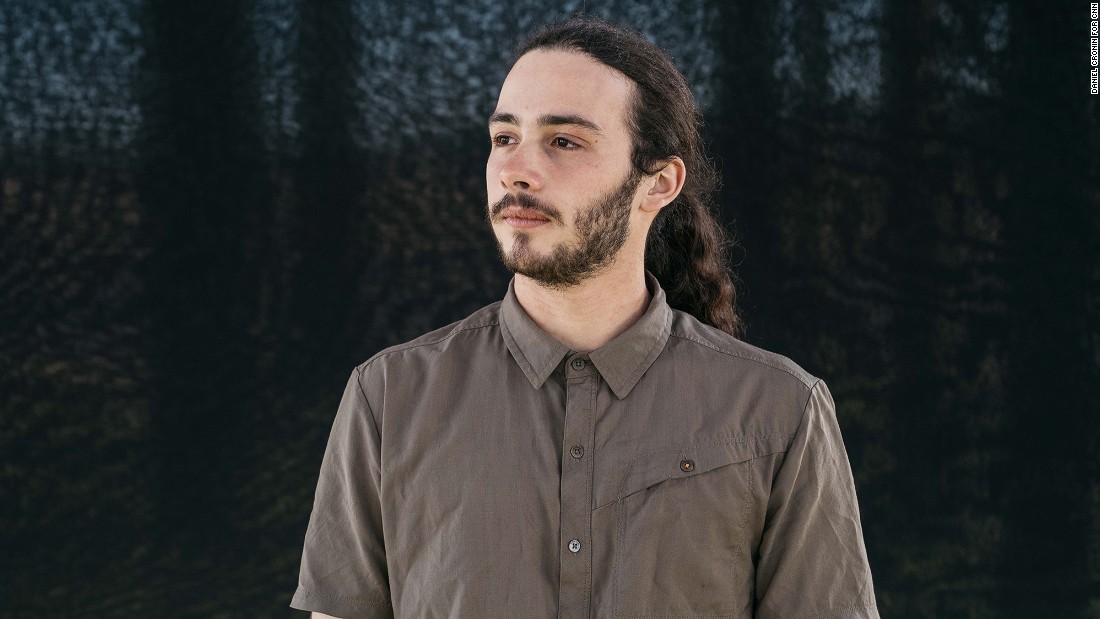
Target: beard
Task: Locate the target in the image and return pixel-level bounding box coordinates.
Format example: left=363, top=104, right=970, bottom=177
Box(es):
left=488, top=169, right=641, bottom=290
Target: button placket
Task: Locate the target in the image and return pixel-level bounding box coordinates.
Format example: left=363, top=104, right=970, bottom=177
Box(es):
left=558, top=355, right=596, bottom=617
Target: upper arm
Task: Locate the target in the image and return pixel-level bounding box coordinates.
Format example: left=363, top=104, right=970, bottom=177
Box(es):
left=755, top=380, right=879, bottom=618
left=290, top=369, right=393, bottom=617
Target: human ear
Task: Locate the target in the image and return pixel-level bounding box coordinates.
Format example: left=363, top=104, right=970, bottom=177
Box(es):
left=640, top=156, right=686, bottom=213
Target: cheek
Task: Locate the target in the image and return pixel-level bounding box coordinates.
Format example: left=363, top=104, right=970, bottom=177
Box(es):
left=486, top=160, right=504, bottom=197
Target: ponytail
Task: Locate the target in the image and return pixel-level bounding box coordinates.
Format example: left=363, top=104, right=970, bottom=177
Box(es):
left=645, top=191, right=742, bottom=338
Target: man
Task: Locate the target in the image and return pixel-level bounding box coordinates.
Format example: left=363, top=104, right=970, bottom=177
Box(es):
left=291, top=16, right=878, bottom=619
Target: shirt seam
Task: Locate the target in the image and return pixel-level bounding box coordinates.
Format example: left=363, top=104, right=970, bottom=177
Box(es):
left=359, top=320, right=500, bottom=371
left=620, top=614, right=735, bottom=618
left=795, top=606, right=879, bottom=619
left=294, top=587, right=393, bottom=609
left=630, top=433, right=794, bottom=463
left=774, top=378, right=824, bottom=481
left=353, top=365, right=371, bottom=408
left=668, top=330, right=815, bottom=389
left=799, top=380, right=824, bottom=434
left=352, top=365, right=383, bottom=484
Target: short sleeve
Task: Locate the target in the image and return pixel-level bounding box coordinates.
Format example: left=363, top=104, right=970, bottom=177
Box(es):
left=290, top=369, right=394, bottom=619
left=755, top=380, right=879, bottom=618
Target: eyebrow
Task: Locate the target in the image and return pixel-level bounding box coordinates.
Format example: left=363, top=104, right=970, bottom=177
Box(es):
left=488, top=112, right=603, bottom=134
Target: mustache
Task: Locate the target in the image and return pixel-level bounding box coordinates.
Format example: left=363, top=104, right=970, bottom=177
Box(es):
left=489, top=192, right=562, bottom=221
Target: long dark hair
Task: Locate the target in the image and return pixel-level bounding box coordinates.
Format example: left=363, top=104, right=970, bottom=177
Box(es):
left=515, top=17, right=743, bottom=337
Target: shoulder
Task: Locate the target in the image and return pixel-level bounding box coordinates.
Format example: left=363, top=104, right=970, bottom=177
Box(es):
left=355, top=300, right=503, bottom=376
left=664, top=310, right=834, bottom=445
left=666, top=308, right=820, bottom=397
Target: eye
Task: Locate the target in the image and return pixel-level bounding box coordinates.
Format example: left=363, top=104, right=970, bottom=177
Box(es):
left=491, top=134, right=516, bottom=147
left=553, top=136, right=579, bottom=149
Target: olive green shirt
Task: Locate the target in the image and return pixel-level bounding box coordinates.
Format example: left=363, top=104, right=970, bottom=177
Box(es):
left=291, top=274, right=878, bottom=618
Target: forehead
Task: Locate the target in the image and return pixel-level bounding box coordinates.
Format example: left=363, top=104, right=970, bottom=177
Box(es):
left=494, top=49, right=635, bottom=136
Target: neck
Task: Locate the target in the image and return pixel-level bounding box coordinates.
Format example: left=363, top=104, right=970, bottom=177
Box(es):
left=513, top=261, right=651, bottom=352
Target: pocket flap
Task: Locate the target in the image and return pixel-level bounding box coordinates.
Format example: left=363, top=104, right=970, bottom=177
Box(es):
left=595, top=435, right=789, bottom=509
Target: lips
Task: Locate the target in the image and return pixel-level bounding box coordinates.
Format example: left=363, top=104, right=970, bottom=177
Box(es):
left=497, top=205, right=553, bottom=231
left=500, top=206, right=551, bottom=222
left=490, top=193, right=560, bottom=231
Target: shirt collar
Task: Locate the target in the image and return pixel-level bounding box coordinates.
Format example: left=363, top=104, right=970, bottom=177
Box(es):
left=500, top=272, right=673, bottom=400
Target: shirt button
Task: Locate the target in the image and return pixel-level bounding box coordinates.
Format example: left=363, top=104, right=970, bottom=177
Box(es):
left=570, top=444, right=584, bottom=459
left=570, top=358, right=586, bottom=370
left=568, top=539, right=581, bottom=553
left=680, top=459, right=695, bottom=473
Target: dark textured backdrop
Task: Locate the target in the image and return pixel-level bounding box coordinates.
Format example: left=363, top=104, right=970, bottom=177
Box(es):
left=1, top=0, right=1097, bottom=616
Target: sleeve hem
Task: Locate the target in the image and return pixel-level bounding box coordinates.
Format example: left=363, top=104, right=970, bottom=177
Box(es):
left=290, top=587, right=394, bottom=619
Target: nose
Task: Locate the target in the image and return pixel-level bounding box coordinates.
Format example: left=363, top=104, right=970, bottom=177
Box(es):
left=497, top=143, right=544, bottom=192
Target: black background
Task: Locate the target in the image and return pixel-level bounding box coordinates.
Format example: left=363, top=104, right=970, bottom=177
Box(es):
left=1, top=0, right=1097, bottom=616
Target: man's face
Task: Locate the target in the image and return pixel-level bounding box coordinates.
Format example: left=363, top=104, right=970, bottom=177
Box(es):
left=486, top=49, right=644, bottom=289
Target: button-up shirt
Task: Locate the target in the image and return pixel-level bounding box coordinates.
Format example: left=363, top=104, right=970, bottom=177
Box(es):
left=291, top=274, right=879, bottom=618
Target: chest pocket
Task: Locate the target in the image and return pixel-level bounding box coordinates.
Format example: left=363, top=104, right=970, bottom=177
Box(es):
left=607, top=440, right=769, bottom=618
